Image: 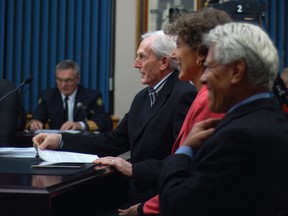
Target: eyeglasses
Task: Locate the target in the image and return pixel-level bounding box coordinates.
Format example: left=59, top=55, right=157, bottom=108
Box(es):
left=56, top=77, right=77, bottom=84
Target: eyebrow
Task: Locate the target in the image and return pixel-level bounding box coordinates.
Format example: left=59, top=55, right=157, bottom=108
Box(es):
left=137, top=51, right=149, bottom=58
left=204, top=61, right=218, bottom=68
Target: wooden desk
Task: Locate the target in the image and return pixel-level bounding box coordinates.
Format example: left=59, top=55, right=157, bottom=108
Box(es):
left=14, top=130, right=105, bottom=147
left=0, top=157, right=128, bottom=216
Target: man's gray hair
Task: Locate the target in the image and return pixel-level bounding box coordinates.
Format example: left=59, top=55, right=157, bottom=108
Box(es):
left=141, top=31, right=177, bottom=70
left=56, top=59, right=80, bottom=76
left=204, top=22, right=279, bottom=90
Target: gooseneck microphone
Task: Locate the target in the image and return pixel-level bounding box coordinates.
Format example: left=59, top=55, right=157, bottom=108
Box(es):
left=0, top=77, right=33, bottom=102
left=76, top=102, right=95, bottom=114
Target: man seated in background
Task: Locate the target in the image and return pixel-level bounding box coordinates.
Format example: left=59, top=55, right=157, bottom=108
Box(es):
left=0, top=79, right=20, bottom=146
left=27, top=59, right=113, bottom=132
left=32, top=31, right=197, bottom=210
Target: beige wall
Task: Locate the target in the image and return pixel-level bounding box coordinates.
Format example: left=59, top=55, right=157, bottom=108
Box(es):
left=114, top=0, right=143, bottom=120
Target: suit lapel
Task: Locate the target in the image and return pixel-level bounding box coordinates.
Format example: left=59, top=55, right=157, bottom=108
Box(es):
left=193, top=98, right=278, bottom=164
left=131, top=71, right=179, bottom=143
left=215, top=98, right=277, bottom=133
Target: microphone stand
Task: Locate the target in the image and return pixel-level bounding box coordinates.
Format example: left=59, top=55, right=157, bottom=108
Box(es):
left=0, top=77, right=33, bottom=103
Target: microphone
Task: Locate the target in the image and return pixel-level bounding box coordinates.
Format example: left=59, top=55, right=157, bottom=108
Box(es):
left=0, top=77, right=33, bottom=102
left=76, top=102, right=95, bottom=115
left=23, top=77, right=33, bottom=85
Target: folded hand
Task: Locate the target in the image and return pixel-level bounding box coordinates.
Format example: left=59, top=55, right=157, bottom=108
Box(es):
left=93, top=156, right=133, bottom=177
left=183, top=118, right=220, bottom=150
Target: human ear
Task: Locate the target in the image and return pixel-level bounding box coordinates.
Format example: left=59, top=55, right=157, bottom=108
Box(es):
left=231, top=59, right=246, bottom=84
left=159, top=57, right=169, bottom=70
left=196, top=55, right=206, bottom=66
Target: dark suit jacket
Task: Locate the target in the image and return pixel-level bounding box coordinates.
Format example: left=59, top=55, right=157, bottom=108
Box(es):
left=0, top=79, right=20, bottom=146
left=31, top=85, right=113, bottom=132
left=159, top=98, right=288, bottom=216
left=62, top=71, right=196, bottom=161
left=61, top=70, right=197, bottom=203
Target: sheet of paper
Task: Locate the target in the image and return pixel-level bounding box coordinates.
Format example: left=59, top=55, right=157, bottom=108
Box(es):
left=37, top=147, right=98, bottom=163
left=0, top=147, right=37, bottom=158
left=34, top=129, right=80, bottom=135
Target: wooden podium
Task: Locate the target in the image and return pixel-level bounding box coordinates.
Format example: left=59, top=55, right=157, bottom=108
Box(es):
left=0, top=157, right=128, bottom=216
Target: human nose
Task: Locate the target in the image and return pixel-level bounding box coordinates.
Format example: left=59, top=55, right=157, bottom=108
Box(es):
left=200, top=68, right=208, bottom=85
left=134, top=58, right=141, bottom=68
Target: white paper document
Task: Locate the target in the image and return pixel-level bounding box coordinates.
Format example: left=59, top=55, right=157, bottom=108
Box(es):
left=37, top=147, right=99, bottom=163
left=34, top=129, right=80, bottom=135
left=0, top=147, right=37, bottom=158
left=0, top=146, right=98, bottom=164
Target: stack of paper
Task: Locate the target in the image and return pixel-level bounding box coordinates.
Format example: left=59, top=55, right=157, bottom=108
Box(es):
left=37, top=147, right=98, bottom=163
left=34, top=129, right=80, bottom=135
left=0, top=147, right=37, bottom=158
left=0, top=146, right=99, bottom=163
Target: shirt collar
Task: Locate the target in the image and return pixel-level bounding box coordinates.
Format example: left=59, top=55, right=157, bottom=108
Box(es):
left=151, top=71, right=173, bottom=94
left=228, top=92, right=273, bottom=113
left=61, top=88, right=78, bottom=103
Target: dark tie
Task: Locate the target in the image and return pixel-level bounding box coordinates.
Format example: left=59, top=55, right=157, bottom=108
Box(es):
left=148, top=88, right=157, bottom=107
left=64, top=96, right=69, bottom=121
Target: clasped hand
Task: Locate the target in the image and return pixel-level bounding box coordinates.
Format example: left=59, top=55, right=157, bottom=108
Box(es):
left=93, top=156, right=133, bottom=178
left=59, top=121, right=82, bottom=130
left=182, top=118, right=220, bottom=150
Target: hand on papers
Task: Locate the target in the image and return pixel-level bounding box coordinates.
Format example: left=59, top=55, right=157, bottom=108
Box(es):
left=183, top=118, right=220, bottom=150
left=33, top=133, right=62, bottom=150
left=60, top=121, right=82, bottom=130
left=93, top=156, right=133, bottom=178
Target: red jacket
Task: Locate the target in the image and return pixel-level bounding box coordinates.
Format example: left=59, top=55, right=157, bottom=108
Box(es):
left=143, top=86, right=225, bottom=215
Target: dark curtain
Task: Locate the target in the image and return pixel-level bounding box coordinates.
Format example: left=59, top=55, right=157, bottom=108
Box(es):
left=0, top=0, right=113, bottom=113
left=263, top=0, right=287, bottom=72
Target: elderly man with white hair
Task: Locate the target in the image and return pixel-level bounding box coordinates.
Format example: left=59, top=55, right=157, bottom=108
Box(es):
left=159, top=22, right=288, bottom=216
left=33, top=31, right=197, bottom=212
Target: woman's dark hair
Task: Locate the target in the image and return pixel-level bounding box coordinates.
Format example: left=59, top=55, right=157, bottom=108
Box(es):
left=164, top=7, right=232, bottom=55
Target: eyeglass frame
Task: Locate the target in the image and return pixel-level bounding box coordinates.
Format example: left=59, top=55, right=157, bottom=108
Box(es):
left=55, top=76, right=78, bottom=84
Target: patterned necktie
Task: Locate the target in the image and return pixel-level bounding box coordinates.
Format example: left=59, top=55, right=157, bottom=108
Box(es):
left=148, top=88, right=157, bottom=107
left=64, top=96, right=69, bottom=121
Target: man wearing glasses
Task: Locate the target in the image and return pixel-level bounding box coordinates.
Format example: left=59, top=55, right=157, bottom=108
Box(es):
left=28, top=59, right=113, bottom=132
